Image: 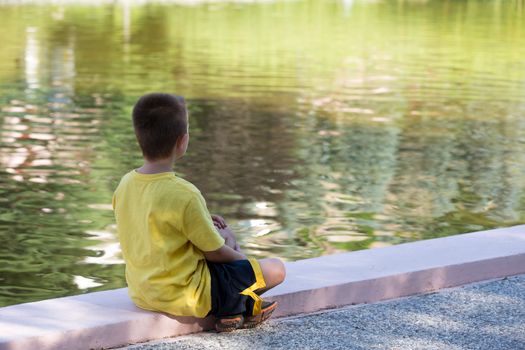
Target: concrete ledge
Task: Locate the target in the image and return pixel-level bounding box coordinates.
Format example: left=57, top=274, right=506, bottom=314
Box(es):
left=1, top=225, right=525, bottom=350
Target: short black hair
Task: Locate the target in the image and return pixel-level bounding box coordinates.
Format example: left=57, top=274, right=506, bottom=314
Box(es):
left=132, top=93, right=187, bottom=161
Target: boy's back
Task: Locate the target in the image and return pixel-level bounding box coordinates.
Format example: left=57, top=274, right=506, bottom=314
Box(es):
left=112, top=169, right=225, bottom=317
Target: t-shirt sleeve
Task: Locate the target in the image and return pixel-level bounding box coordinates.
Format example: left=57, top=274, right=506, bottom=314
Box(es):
left=183, top=192, right=225, bottom=252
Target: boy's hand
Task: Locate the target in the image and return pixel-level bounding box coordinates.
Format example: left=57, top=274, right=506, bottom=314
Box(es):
left=222, top=228, right=241, bottom=252
left=211, top=214, right=227, bottom=229
left=217, top=226, right=242, bottom=252
left=211, top=215, right=242, bottom=252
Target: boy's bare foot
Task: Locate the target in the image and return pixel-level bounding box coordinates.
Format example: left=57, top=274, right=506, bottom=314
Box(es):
left=215, top=314, right=244, bottom=333
left=242, top=301, right=277, bottom=329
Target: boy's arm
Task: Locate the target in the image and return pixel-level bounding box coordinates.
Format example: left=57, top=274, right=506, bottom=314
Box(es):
left=203, top=244, right=247, bottom=263
left=216, top=226, right=242, bottom=252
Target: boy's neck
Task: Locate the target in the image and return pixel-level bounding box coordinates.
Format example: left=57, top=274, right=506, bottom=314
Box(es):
left=137, top=158, right=174, bottom=174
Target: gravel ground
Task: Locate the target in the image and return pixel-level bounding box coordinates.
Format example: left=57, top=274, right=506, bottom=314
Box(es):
left=122, top=275, right=525, bottom=350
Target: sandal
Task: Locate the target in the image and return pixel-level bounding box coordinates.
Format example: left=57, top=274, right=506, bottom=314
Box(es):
left=215, top=314, right=244, bottom=332
left=242, top=301, right=277, bottom=329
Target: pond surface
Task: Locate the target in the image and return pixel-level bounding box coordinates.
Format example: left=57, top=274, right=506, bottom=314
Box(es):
left=1, top=0, right=524, bottom=307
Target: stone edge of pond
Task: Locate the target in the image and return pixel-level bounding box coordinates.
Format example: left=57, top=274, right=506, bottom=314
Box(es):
left=1, top=225, right=525, bottom=350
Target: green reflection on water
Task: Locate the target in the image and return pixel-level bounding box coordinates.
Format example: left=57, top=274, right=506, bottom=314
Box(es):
left=0, top=0, right=525, bottom=306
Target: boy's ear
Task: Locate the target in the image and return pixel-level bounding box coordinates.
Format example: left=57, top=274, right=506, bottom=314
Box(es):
left=175, top=132, right=189, bottom=149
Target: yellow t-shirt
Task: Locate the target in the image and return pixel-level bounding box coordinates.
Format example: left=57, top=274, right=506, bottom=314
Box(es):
left=112, top=169, right=225, bottom=317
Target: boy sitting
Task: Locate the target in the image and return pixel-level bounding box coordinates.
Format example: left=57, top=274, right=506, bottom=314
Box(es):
left=112, top=93, right=286, bottom=332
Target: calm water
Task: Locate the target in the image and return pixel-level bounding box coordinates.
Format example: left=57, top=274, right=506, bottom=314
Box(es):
left=1, top=0, right=524, bottom=307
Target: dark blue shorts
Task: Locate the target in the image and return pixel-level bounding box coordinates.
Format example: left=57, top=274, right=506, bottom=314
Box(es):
left=206, top=258, right=266, bottom=317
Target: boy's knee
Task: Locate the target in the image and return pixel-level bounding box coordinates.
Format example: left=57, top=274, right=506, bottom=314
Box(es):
left=271, top=258, right=286, bottom=284
left=259, top=258, right=286, bottom=287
